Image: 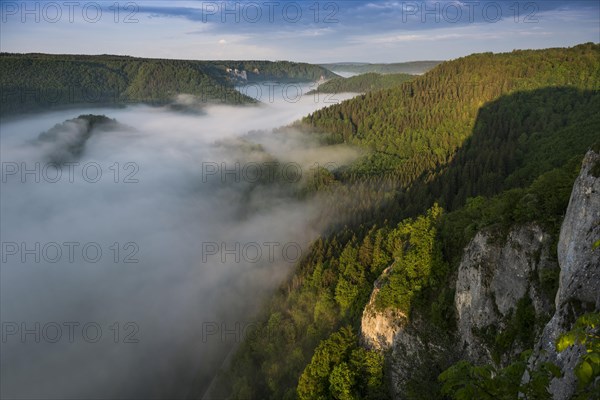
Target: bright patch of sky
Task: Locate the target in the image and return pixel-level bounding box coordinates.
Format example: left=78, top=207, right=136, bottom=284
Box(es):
left=1, top=1, right=598, bottom=62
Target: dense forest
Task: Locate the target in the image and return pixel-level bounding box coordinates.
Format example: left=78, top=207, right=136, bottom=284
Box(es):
left=307, top=73, right=415, bottom=94
left=0, top=53, right=337, bottom=115
left=208, top=43, right=600, bottom=399
left=321, top=61, right=442, bottom=75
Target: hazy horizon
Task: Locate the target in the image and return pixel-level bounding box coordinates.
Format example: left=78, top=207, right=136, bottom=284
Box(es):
left=1, top=1, right=599, bottom=63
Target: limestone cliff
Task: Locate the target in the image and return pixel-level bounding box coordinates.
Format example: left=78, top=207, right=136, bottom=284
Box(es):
left=526, top=149, right=600, bottom=400
left=360, top=265, right=405, bottom=351
left=359, top=149, right=599, bottom=399
left=454, top=224, right=556, bottom=366
left=360, top=223, right=558, bottom=398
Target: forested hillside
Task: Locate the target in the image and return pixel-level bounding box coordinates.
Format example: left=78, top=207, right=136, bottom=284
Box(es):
left=210, top=43, right=600, bottom=400
left=304, top=43, right=599, bottom=178
left=307, top=73, right=415, bottom=94
left=0, top=53, right=336, bottom=115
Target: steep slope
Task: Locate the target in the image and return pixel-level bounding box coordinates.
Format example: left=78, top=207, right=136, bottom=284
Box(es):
left=453, top=224, right=556, bottom=366
left=293, top=44, right=600, bottom=234
left=209, top=44, right=600, bottom=400
left=361, top=149, right=598, bottom=399
left=527, top=149, right=600, bottom=400
left=302, top=43, right=599, bottom=184
left=296, top=46, right=600, bottom=231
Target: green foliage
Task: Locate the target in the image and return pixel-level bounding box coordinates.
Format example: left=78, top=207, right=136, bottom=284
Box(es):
left=213, top=226, right=396, bottom=399
left=297, top=327, right=385, bottom=400
left=374, top=205, right=445, bottom=315
left=334, top=245, right=368, bottom=316
left=538, top=266, right=560, bottom=300
left=441, top=314, right=600, bottom=400
left=305, top=44, right=599, bottom=176
left=439, top=351, right=559, bottom=400
left=556, top=312, right=600, bottom=398
left=214, top=44, right=600, bottom=399
left=439, top=156, right=582, bottom=269
left=289, top=44, right=600, bottom=236
left=329, top=362, right=356, bottom=400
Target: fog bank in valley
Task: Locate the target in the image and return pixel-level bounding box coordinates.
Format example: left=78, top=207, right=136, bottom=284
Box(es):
left=0, top=88, right=358, bottom=399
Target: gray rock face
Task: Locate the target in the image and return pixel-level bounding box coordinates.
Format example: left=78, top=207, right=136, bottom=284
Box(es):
left=360, top=265, right=406, bottom=351
left=387, top=321, right=427, bottom=398
left=360, top=223, right=556, bottom=397
left=359, top=266, right=418, bottom=399
left=557, top=150, right=600, bottom=309
left=454, top=224, right=556, bottom=365
left=528, top=150, right=600, bottom=400
left=359, top=150, right=599, bottom=399
left=360, top=268, right=454, bottom=399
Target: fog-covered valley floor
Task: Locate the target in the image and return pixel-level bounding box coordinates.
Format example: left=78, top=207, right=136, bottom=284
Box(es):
left=0, top=86, right=359, bottom=399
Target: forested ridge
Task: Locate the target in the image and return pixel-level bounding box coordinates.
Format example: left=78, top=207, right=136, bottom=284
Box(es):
left=303, top=43, right=599, bottom=180
left=294, top=43, right=600, bottom=225
left=210, top=43, right=600, bottom=399
left=0, top=53, right=336, bottom=115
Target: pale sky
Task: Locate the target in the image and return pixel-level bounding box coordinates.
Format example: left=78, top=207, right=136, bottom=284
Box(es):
left=1, top=1, right=599, bottom=62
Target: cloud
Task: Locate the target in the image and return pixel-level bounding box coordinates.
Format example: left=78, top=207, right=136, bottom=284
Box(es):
left=0, top=1, right=597, bottom=66
left=0, top=87, right=360, bottom=398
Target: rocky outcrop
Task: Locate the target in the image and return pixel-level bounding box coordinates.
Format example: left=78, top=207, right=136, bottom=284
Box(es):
left=527, top=149, right=600, bottom=400
left=360, top=224, right=559, bottom=398
left=454, top=224, right=556, bottom=365
left=360, top=266, right=454, bottom=398
left=360, top=265, right=405, bottom=351
left=359, top=149, right=599, bottom=399
left=359, top=266, right=426, bottom=398
left=556, top=150, right=600, bottom=308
